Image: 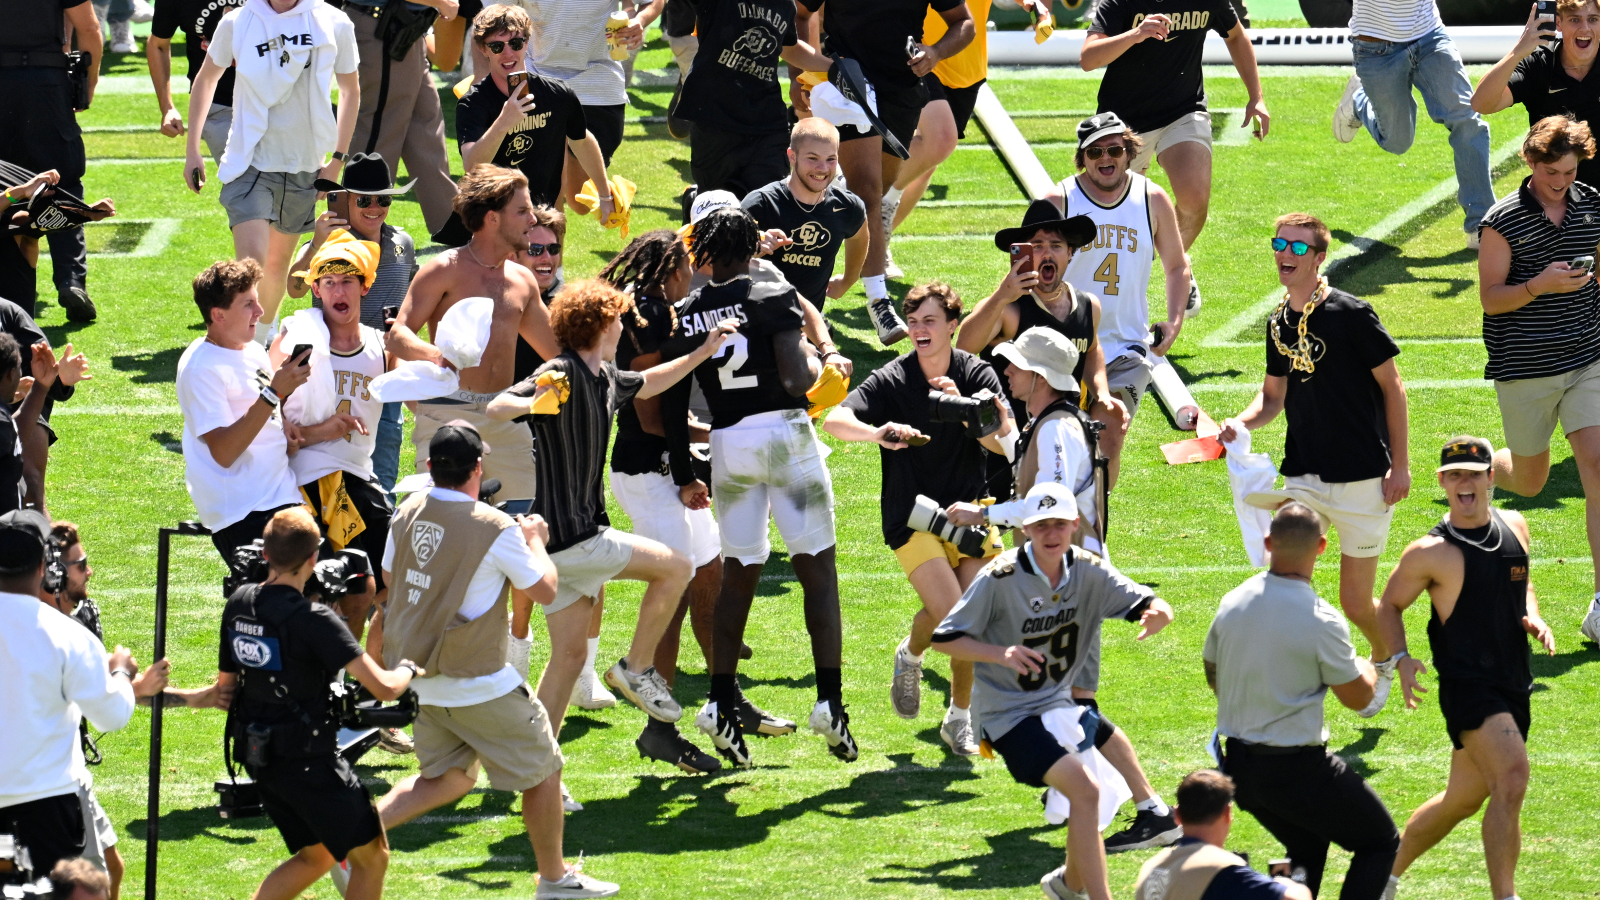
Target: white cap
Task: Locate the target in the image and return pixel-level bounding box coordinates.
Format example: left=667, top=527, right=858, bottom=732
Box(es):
left=992, top=327, right=1081, bottom=393
left=689, top=189, right=741, bottom=225
left=1022, top=482, right=1078, bottom=525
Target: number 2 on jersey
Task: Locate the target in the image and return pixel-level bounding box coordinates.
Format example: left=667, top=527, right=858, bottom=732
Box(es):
left=1016, top=622, right=1079, bottom=691
left=716, top=332, right=759, bottom=390
left=1093, top=255, right=1120, bottom=296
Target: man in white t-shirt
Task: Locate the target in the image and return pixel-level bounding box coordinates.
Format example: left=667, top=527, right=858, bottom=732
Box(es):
left=1331, top=0, right=1493, bottom=250
left=272, top=233, right=394, bottom=643
left=183, top=0, right=362, bottom=343
left=176, top=259, right=310, bottom=565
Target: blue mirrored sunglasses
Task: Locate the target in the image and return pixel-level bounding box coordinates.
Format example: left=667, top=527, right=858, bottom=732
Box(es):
left=1271, top=237, right=1319, bottom=256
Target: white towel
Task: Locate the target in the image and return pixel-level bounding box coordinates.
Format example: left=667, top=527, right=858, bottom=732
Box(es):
left=279, top=308, right=336, bottom=426
left=1039, top=705, right=1132, bottom=830
left=808, top=81, right=877, bottom=134
left=1221, top=420, right=1277, bottom=568
left=220, top=0, right=340, bottom=184
left=370, top=296, right=496, bottom=402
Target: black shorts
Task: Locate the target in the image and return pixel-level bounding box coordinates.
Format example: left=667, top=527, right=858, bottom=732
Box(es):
left=211, top=503, right=301, bottom=565
left=302, top=472, right=393, bottom=593
left=251, top=754, right=384, bottom=862
left=987, top=714, right=1072, bottom=788
left=1074, top=697, right=1117, bottom=750
left=689, top=126, right=790, bottom=199
left=578, top=103, right=626, bottom=164
left=837, top=68, right=927, bottom=155
left=1438, top=679, right=1531, bottom=751
left=0, top=792, right=85, bottom=878
left=935, top=77, right=984, bottom=139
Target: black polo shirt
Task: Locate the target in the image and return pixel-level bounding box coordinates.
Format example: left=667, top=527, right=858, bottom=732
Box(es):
left=1479, top=177, right=1600, bottom=381
left=1508, top=41, right=1600, bottom=187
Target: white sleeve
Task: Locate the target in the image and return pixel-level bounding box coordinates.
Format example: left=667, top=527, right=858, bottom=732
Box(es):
left=64, top=629, right=134, bottom=734
left=334, top=18, right=360, bottom=74
left=486, top=526, right=544, bottom=591
left=208, top=14, right=236, bottom=68
left=381, top=529, right=394, bottom=572
left=987, top=418, right=1093, bottom=528
left=176, top=357, right=237, bottom=438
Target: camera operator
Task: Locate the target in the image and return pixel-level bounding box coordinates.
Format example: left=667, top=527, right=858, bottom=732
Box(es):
left=177, top=260, right=310, bottom=565
left=215, top=506, right=418, bottom=900
left=821, top=281, right=1012, bottom=756
left=1, top=510, right=158, bottom=880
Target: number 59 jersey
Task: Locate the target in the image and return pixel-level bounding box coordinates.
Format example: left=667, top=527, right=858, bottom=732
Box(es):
left=1060, top=172, right=1156, bottom=363
left=665, top=278, right=809, bottom=428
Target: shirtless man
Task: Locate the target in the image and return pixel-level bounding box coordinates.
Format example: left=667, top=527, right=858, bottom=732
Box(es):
left=385, top=165, right=561, bottom=512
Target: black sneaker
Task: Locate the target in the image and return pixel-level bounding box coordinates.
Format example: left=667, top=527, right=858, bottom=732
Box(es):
left=60, top=287, right=96, bottom=323
left=694, top=699, right=751, bottom=767
left=868, top=296, right=908, bottom=346
left=1103, top=807, right=1183, bottom=853
left=637, top=719, right=722, bottom=774
left=737, top=695, right=796, bottom=736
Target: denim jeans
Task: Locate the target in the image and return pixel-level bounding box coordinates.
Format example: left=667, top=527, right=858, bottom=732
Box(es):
left=1351, top=25, right=1495, bottom=232
left=374, top=401, right=403, bottom=492
left=94, top=0, right=134, bottom=24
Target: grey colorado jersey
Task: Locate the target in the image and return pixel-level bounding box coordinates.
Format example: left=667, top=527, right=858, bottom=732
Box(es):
left=933, top=545, right=1155, bottom=741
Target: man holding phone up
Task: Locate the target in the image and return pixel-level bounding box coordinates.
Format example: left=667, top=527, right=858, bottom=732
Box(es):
left=1476, top=116, right=1600, bottom=640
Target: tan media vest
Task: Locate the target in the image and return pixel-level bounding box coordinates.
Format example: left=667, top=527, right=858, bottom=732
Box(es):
left=383, top=491, right=515, bottom=679
left=1134, top=840, right=1247, bottom=900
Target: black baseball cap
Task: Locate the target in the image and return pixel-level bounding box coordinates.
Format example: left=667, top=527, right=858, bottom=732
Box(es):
left=0, top=508, right=50, bottom=574
left=429, top=421, right=489, bottom=471
left=1437, top=436, right=1493, bottom=473
left=1078, top=112, right=1129, bottom=150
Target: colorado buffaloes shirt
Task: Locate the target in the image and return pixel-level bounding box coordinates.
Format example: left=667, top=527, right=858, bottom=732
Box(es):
left=1088, top=0, right=1238, bottom=133
left=676, top=0, right=796, bottom=134
left=455, top=74, right=588, bottom=206
left=664, top=278, right=808, bottom=427
left=742, top=179, right=867, bottom=308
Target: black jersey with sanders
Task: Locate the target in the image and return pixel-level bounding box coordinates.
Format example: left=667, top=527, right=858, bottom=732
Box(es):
left=742, top=178, right=867, bottom=308
left=664, top=278, right=807, bottom=427
left=676, top=0, right=796, bottom=134
left=152, top=0, right=244, bottom=107
left=611, top=294, right=676, bottom=476
left=1088, top=0, right=1238, bottom=134
left=455, top=74, right=587, bottom=206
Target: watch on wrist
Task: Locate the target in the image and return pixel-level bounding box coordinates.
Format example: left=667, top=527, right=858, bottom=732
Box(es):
left=111, top=668, right=134, bottom=680
left=330, top=151, right=347, bottom=162
left=259, top=386, right=280, bottom=409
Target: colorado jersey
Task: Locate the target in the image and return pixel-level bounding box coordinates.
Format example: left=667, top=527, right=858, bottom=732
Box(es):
left=289, top=326, right=386, bottom=484
left=1060, top=172, right=1155, bottom=362
left=664, top=278, right=807, bottom=428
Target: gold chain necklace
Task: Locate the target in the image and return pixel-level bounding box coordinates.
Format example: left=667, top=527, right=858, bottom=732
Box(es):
left=1269, top=277, right=1328, bottom=374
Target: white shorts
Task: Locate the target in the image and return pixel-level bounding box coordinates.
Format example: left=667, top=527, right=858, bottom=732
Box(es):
left=1131, top=110, right=1214, bottom=175
left=76, top=781, right=116, bottom=871
left=546, top=528, right=639, bottom=614
left=610, top=469, right=721, bottom=569
left=710, top=408, right=836, bottom=565
left=1246, top=473, right=1393, bottom=559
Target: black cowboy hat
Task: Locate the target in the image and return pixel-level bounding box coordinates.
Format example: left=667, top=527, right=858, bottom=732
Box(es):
left=993, top=199, right=1096, bottom=251
left=313, top=152, right=416, bottom=196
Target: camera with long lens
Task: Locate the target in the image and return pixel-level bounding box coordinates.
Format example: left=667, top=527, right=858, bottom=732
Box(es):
left=223, top=539, right=269, bottom=597
left=302, top=548, right=372, bottom=606
left=907, top=494, right=993, bottom=558
left=927, top=388, right=1002, bottom=439
left=334, top=680, right=420, bottom=729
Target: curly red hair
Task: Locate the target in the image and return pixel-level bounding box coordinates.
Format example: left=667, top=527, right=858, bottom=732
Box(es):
left=549, top=279, right=634, bottom=351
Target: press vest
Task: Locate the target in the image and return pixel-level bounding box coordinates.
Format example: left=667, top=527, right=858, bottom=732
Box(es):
left=1061, top=172, right=1156, bottom=361
left=1134, top=841, right=1246, bottom=900
left=384, top=492, right=514, bottom=679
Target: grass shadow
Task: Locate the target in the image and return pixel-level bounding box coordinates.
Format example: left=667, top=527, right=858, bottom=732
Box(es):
left=1496, top=457, right=1586, bottom=511
left=112, top=346, right=186, bottom=384
left=871, top=823, right=1063, bottom=890
left=1334, top=726, right=1387, bottom=779
left=126, top=804, right=277, bottom=846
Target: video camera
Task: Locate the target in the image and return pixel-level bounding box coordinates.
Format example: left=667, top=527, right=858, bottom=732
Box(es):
left=222, top=539, right=371, bottom=603
left=0, top=834, right=48, bottom=898
left=907, top=494, right=996, bottom=558
left=927, top=389, right=1002, bottom=439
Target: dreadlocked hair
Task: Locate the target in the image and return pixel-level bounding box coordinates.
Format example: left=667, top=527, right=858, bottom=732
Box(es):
left=691, top=208, right=759, bottom=271
left=600, top=229, right=686, bottom=333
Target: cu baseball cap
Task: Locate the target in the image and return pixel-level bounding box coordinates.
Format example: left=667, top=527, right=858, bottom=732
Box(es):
left=429, top=421, right=488, bottom=471
left=0, top=508, right=51, bottom=574
left=1077, top=112, right=1129, bottom=151
left=1437, top=436, right=1493, bottom=473
left=689, top=190, right=740, bottom=226
left=1022, top=482, right=1079, bottom=525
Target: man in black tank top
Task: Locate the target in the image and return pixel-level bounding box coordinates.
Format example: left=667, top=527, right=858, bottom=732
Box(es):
left=1375, top=436, right=1555, bottom=900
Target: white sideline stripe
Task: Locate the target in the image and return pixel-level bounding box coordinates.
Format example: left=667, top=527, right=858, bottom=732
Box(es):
left=1201, top=132, right=1529, bottom=349
left=88, top=158, right=186, bottom=166
left=88, top=217, right=181, bottom=259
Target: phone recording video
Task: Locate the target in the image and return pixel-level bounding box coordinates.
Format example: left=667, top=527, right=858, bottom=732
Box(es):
left=1010, top=243, right=1035, bottom=275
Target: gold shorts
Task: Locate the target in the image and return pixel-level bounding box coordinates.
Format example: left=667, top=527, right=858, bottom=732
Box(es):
left=893, top=530, right=1000, bottom=578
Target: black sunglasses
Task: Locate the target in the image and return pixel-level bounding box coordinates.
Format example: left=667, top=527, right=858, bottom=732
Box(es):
left=486, top=37, right=527, bottom=54
left=527, top=242, right=562, bottom=257
left=1271, top=237, right=1322, bottom=256
left=66, top=556, right=88, bottom=570
left=1083, top=146, right=1127, bottom=160
left=353, top=194, right=391, bottom=208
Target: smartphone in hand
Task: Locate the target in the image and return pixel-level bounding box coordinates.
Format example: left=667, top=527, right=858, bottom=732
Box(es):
left=1010, top=243, right=1035, bottom=275
left=1537, top=0, right=1558, bottom=40
left=506, top=70, right=530, bottom=100
left=292, top=344, right=314, bottom=366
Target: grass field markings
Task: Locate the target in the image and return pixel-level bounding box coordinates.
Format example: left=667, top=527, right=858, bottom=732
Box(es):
left=1189, top=377, right=1487, bottom=393
left=986, top=64, right=1370, bottom=81
left=88, top=217, right=181, bottom=259
left=1201, top=132, right=1529, bottom=349
left=89, top=158, right=188, bottom=166
left=93, top=75, right=187, bottom=95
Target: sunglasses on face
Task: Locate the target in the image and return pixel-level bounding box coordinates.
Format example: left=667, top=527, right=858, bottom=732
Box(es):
left=1271, top=237, right=1321, bottom=256
left=66, top=556, right=88, bottom=570
left=353, top=194, right=391, bottom=208
left=1083, top=145, right=1127, bottom=160
left=485, top=37, right=527, bottom=54
left=527, top=242, right=562, bottom=257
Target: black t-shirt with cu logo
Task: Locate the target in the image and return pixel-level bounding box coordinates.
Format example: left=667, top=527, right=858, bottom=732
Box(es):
left=1087, top=0, right=1238, bottom=133
left=742, top=178, right=867, bottom=309
left=152, top=0, right=246, bottom=107
left=675, top=0, right=797, bottom=134
left=455, top=73, right=588, bottom=206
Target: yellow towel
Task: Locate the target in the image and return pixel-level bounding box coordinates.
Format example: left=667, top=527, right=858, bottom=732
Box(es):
left=575, top=175, right=638, bottom=238
left=806, top=363, right=848, bottom=419
left=1034, top=9, right=1056, bottom=42
left=531, top=370, right=570, bottom=415
left=300, top=471, right=366, bottom=550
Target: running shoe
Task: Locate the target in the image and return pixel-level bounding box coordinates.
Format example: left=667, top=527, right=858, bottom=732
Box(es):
left=696, top=700, right=752, bottom=767
left=571, top=667, right=618, bottom=711
left=1039, top=865, right=1088, bottom=900
left=560, top=782, right=583, bottom=813
left=636, top=718, right=722, bottom=774
left=809, top=698, right=859, bottom=762
left=535, top=862, right=619, bottom=899
left=1103, top=807, right=1182, bottom=853
left=890, top=638, right=922, bottom=719
left=1466, top=230, right=1481, bottom=252
left=884, top=245, right=904, bottom=280
left=1184, top=278, right=1202, bottom=319
left=1333, top=74, right=1363, bottom=143
left=1359, top=655, right=1399, bottom=718
left=940, top=715, right=979, bottom=756
left=604, top=660, right=683, bottom=722
left=737, top=695, right=797, bottom=736
left=868, top=296, right=909, bottom=346
left=1583, top=596, right=1600, bottom=644
left=60, top=287, right=96, bottom=323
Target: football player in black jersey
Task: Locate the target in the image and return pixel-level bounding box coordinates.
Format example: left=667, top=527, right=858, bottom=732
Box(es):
left=660, top=207, right=856, bottom=767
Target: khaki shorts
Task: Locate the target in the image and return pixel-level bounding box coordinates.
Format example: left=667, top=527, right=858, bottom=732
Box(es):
left=413, top=396, right=538, bottom=501
left=1131, top=110, right=1213, bottom=175
left=1246, top=474, right=1393, bottom=559
left=1495, top=357, right=1600, bottom=457
left=893, top=530, right=999, bottom=577
left=547, top=527, right=640, bottom=615
left=415, top=685, right=564, bottom=793
left=1106, top=351, right=1155, bottom=417
left=75, top=782, right=115, bottom=872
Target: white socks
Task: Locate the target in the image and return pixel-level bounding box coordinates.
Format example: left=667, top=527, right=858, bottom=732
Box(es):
left=254, top=317, right=278, bottom=347
left=899, top=637, right=924, bottom=664
left=1136, top=796, right=1171, bottom=817
left=864, top=274, right=888, bottom=300
left=585, top=636, right=600, bottom=673
left=944, top=704, right=970, bottom=722
left=884, top=186, right=904, bottom=205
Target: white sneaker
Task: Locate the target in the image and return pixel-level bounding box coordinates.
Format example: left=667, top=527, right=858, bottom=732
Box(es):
left=695, top=699, right=752, bottom=767
left=327, top=858, right=350, bottom=898
left=809, top=698, right=859, bottom=762
left=1039, top=865, right=1088, bottom=900
left=884, top=244, right=904, bottom=280
left=109, top=19, right=135, bottom=54
left=535, top=862, right=619, bottom=899
left=1333, top=74, right=1362, bottom=143
left=1359, top=655, right=1399, bottom=718
left=1382, top=875, right=1399, bottom=900
left=130, top=0, right=154, bottom=23
left=603, top=660, right=682, bottom=722
left=1581, top=597, right=1600, bottom=643
left=1184, top=277, right=1202, bottom=319
left=570, top=668, right=617, bottom=711
left=560, top=781, right=583, bottom=813
left=1466, top=230, right=1481, bottom=252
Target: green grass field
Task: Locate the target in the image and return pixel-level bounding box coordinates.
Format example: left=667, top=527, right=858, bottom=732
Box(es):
left=52, top=28, right=1600, bottom=900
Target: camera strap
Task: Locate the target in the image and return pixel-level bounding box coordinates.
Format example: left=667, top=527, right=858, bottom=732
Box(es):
left=1015, top=398, right=1109, bottom=548
left=229, top=584, right=337, bottom=761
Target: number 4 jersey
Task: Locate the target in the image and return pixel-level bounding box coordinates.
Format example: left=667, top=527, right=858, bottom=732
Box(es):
left=1060, top=172, right=1156, bottom=363
left=663, top=277, right=808, bottom=428
left=931, top=546, right=1156, bottom=741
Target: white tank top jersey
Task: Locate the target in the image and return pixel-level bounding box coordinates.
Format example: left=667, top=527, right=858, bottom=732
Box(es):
left=289, top=326, right=387, bottom=484
left=1060, top=172, right=1156, bottom=362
